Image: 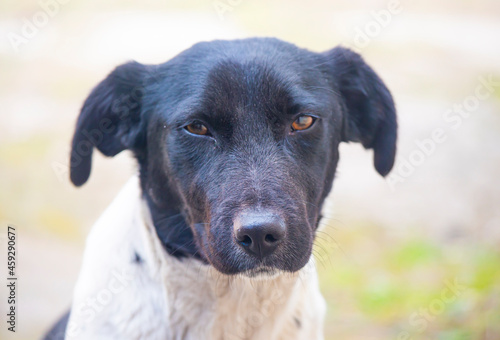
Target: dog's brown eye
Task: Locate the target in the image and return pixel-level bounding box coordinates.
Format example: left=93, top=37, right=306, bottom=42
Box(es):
left=185, top=122, right=208, bottom=135
left=291, top=115, right=315, bottom=131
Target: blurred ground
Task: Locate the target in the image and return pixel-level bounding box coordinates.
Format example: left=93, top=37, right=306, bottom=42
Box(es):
left=0, top=0, right=499, bottom=339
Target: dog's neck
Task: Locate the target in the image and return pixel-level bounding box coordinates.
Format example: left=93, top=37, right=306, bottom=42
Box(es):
left=67, top=177, right=325, bottom=339
left=137, top=185, right=324, bottom=339
left=143, top=190, right=202, bottom=260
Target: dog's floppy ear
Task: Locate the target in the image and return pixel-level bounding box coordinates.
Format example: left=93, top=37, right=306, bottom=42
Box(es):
left=325, top=47, right=397, bottom=177
left=70, top=61, right=148, bottom=186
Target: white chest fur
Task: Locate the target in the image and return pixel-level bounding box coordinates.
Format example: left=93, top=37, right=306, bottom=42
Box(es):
left=66, top=177, right=326, bottom=340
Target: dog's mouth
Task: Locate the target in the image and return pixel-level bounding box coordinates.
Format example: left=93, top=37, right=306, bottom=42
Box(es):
left=193, top=209, right=315, bottom=275
left=243, top=266, right=280, bottom=279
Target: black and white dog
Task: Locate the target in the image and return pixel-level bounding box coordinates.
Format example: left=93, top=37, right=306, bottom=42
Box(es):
left=45, top=38, right=397, bottom=340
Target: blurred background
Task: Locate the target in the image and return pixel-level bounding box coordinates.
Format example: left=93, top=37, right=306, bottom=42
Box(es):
left=1, top=0, right=499, bottom=339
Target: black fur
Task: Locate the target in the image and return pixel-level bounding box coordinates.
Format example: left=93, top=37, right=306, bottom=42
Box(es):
left=43, top=311, right=70, bottom=340
left=69, top=38, right=397, bottom=274
left=325, top=47, right=397, bottom=176
left=46, top=38, right=396, bottom=338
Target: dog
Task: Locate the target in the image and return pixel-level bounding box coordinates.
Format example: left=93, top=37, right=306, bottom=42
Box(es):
left=44, top=37, right=397, bottom=340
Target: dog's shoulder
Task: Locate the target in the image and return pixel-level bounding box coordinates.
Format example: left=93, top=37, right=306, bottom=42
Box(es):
left=65, top=176, right=326, bottom=340
left=66, top=176, right=170, bottom=339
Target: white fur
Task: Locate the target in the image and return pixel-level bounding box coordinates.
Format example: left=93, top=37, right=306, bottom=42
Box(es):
left=66, top=177, right=326, bottom=340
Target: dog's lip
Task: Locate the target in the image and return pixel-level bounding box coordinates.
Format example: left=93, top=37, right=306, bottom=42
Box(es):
left=244, top=266, right=279, bottom=278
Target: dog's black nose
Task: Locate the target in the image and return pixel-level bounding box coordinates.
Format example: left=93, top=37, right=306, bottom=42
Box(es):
left=234, top=210, right=286, bottom=259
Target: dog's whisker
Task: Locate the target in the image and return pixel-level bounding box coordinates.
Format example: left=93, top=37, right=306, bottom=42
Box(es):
left=57, top=36, right=398, bottom=340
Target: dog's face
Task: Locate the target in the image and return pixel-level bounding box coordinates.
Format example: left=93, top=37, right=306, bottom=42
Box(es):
left=69, top=38, right=396, bottom=276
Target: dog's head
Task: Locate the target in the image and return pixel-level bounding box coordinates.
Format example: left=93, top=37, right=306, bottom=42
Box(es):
left=69, top=38, right=396, bottom=276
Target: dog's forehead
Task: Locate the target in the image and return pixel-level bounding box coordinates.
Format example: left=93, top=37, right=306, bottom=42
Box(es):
left=201, top=60, right=294, bottom=117
left=153, top=40, right=332, bottom=127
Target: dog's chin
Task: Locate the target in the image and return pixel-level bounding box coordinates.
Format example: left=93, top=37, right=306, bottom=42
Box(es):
left=206, top=252, right=312, bottom=277
left=242, top=266, right=282, bottom=280
left=207, top=257, right=285, bottom=278
left=208, top=260, right=283, bottom=278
